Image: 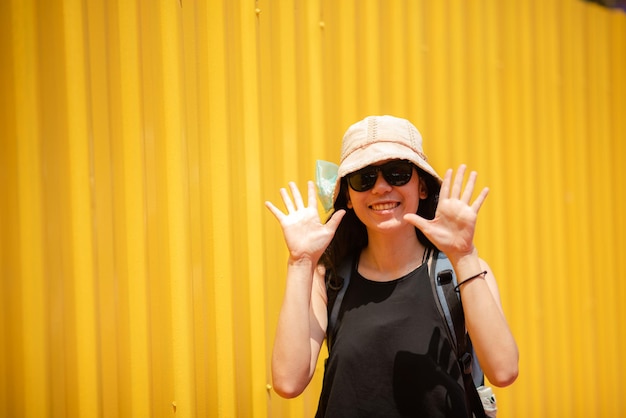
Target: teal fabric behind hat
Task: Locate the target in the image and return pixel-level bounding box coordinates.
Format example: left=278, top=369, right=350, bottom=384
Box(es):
left=315, top=160, right=339, bottom=213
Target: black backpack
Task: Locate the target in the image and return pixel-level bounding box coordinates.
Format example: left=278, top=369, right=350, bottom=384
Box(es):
left=326, top=249, right=487, bottom=418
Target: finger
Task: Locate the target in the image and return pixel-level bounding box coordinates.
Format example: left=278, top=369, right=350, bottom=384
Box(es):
left=307, top=181, right=318, bottom=208
left=279, top=187, right=296, bottom=213
left=439, top=168, right=453, bottom=199
left=264, top=200, right=286, bottom=221
left=450, top=164, right=467, bottom=199
left=404, top=213, right=429, bottom=232
left=460, top=170, right=477, bottom=203
left=471, top=187, right=489, bottom=212
left=325, top=209, right=346, bottom=233
left=288, top=182, right=305, bottom=209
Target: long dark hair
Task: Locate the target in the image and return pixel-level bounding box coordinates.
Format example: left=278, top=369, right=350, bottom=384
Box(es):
left=320, top=166, right=441, bottom=288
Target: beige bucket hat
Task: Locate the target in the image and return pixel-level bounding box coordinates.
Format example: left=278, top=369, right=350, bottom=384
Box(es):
left=338, top=115, right=442, bottom=182
left=316, top=115, right=442, bottom=211
left=338, top=114, right=441, bottom=197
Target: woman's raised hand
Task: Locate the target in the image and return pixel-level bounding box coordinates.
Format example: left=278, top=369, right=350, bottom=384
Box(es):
left=404, top=165, right=488, bottom=262
left=265, top=181, right=345, bottom=264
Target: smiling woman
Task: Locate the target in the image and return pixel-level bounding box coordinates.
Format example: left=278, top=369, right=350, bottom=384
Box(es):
left=1, top=1, right=625, bottom=417
left=265, top=115, right=518, bottom=417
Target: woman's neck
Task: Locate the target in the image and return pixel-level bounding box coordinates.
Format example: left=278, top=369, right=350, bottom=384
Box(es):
left=358, top=228, right=426, bottom=282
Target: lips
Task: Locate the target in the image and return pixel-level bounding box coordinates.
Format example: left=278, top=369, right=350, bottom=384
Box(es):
left=370, top=202, right=400, bottom=211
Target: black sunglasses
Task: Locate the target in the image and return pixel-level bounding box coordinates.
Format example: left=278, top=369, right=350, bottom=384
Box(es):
left=346, top=160, right=415, bottom=192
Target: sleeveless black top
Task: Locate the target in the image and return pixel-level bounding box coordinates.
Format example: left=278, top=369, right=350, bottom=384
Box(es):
left=316, top=262, right=469, bottom=418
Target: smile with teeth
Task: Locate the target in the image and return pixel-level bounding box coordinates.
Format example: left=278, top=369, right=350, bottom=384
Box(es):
left=370, top=202, right=399, bottom=211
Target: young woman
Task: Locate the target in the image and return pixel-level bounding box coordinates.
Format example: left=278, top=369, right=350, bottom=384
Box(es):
left=265, top=115, right=518, bottom=417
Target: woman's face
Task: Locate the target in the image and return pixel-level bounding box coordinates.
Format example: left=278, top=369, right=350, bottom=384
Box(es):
left=346, top=160, right=427, bottom=233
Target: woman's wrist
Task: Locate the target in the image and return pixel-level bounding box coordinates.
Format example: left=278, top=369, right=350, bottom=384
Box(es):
left=454, top=270, right=488, bottom=292
left=448, top=246, right=480, bottom=269
left=287, top=256, right=320, bottom=282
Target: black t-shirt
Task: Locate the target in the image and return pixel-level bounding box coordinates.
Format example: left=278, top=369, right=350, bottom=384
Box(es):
left=317, top=262, right=468, bottom=418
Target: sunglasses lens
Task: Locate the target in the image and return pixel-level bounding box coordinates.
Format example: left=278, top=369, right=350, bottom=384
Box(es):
left=347, top=168, right=378, bottom=192
left=347, top=161, right=414, bottom=192
left=384, top=161, right=413, bottom=186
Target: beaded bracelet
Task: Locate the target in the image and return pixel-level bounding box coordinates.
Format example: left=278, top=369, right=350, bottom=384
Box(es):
left=454, top=270, right=488, bottom=292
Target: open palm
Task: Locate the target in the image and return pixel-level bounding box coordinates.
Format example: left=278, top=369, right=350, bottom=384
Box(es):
left=405, top=165, right=488, bottom=260
left=265, top=181, right=345, bottom=264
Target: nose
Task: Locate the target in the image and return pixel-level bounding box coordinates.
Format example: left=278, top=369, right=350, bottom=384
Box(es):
left=371, top=171, right=392, bottom=193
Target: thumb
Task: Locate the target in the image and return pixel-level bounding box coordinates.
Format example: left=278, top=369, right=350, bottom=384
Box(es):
left=404, top=213, right=428, bottom=232
left=325, top=209, right=346, bottom=233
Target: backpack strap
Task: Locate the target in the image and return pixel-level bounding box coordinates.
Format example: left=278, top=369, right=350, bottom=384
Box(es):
left=430, top=251, right=484, bottom=385
left=430, top=250, right=486, bottom=418
left=326, top=255, right=353, bottom=350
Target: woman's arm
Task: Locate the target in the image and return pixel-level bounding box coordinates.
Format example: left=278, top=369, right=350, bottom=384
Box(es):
left=405, top=165, right=518, bottom=387
left=265, top=181, right=345, bottom=397
left=271, top=261, right=328, bottom=397
left=449, top=251, right=519, bottom=387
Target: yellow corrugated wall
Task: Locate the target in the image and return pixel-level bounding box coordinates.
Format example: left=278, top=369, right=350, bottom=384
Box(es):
left=1, top=0, right=625, bottom=417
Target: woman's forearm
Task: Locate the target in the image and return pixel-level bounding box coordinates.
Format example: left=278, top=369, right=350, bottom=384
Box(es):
left=451, top=252, right=519, bottom=387
left=271, top=259, right=326, bottom=398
